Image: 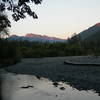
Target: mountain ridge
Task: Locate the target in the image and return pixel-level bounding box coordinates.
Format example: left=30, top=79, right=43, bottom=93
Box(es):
left=78, top=23, right=100, bottom=40
left=8, top=33, right=66, bottom=42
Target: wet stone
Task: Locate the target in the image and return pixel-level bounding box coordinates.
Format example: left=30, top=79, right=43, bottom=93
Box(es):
left=60, top=87, right=66, bottom=90
left=21, top=85, right=34, bottom=89
left=53, top=82, right=59, bottom=87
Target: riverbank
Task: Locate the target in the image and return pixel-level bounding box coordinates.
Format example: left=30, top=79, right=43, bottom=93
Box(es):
left=64, top=56, right=100, bottom=66
left=1, top=56, right=100, bottom=95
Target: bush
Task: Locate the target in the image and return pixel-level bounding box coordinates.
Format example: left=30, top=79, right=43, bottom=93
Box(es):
left=0, top=39, right=21, bottom=68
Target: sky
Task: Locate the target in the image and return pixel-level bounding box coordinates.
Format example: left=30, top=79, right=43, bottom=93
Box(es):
left=9, top=0, right=100, bottom=39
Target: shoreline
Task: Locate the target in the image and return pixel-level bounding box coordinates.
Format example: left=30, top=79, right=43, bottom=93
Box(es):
left=64, top=56, right=100, bottom=66
left=1, top=56, right=100, bottom=95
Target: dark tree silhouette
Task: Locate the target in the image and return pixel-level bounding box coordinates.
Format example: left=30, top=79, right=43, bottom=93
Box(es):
left=0, top=0, right=42, bottom=21
left=0, top=14, right=11, bottom=38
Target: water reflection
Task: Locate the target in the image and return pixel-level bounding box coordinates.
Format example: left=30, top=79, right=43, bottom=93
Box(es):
left=1, top=72, right=100, bottom=100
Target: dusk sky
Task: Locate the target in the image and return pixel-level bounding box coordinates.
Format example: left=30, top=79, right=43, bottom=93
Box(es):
left=9, top=0, right=100, bottom=39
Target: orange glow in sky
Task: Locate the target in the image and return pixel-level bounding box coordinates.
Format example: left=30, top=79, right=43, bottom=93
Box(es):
left=9, top=0, right=100, bottom=39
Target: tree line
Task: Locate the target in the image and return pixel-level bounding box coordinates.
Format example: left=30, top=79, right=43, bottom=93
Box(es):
left=0, top=33, right=100, bottom=68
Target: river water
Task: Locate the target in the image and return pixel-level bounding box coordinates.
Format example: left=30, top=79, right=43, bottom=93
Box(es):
left=1, top=72, right=100, bottom=100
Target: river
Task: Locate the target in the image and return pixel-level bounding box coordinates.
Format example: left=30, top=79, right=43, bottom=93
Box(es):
left=0, top=72, right=100, bottom=100
left=1, top=57, right=100, bottom=100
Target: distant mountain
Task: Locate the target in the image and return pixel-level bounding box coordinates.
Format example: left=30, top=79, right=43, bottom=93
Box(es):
left=78, top=23, right=100, bottom=40
left=8, top=33, right=66, bottom=42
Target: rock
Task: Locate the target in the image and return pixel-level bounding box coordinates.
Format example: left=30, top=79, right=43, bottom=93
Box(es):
left=60, top=87, right=65, bottom=90
left=53, top=82, right=59, bottom=87
left=21, top=85, right=34, bottom=89
left=36, top=75, right=41, bottom=79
